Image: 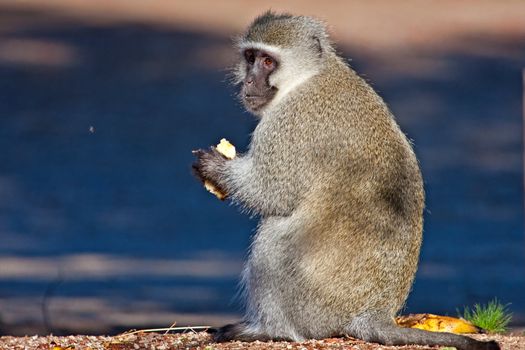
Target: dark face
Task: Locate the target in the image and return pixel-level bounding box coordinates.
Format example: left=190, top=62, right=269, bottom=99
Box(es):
left=241, top=48, right=278, bottom=112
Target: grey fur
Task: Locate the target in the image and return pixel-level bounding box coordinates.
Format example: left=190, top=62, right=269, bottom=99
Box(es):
left=194, top=12, right=499, bottom=350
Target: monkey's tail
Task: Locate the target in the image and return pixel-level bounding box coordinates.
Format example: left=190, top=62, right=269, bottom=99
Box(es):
left=346, top=316, right=500, bottom=350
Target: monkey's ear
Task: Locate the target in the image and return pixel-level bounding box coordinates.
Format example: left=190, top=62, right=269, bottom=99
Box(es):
left=312, top=36, right=323, bottom=57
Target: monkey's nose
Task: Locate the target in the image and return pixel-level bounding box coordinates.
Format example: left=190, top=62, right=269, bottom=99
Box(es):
left=245, top=74, right=255, bottom=84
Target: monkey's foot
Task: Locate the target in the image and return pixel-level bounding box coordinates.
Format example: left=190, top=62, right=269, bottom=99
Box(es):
left=212, top=323, right=276, bottom=343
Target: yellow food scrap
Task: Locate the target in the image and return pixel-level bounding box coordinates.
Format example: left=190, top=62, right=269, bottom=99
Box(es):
left=396, top=314, right=481, bottom=334
left=216, top=138, right=236, bottom=159
left=204, top=180, right=227, bottom=200
left=204, top=139, right=236, bottom=200
left=51, top=346, right=75, bottom=350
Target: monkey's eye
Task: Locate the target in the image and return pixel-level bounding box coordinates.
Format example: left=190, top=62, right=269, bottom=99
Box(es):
left=244, top=50, right=255, bottom=64
left=263, top=57, right=274, bottom=68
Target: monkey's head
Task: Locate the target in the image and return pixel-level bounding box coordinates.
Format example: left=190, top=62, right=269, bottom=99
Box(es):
left=234, top=12, right=333, bottom=115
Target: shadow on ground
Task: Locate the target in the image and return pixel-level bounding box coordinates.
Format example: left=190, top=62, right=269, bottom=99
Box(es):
left=0, top=6, right=523, bottom=335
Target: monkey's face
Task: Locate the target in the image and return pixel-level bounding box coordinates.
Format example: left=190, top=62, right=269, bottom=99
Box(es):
left=240, top=48, right=278, bottom=113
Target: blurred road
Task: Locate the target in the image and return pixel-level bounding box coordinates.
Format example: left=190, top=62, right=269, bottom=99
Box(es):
left=0, top=1, right=523, bottom=335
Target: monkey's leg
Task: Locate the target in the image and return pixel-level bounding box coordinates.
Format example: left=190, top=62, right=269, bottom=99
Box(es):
left=345, top=315, right=500, bottom=350
left=213, top=216, right=307, bottom=343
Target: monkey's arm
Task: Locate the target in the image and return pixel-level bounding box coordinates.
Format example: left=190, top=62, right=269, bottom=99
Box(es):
left=193, top=149, right=298, bottom=216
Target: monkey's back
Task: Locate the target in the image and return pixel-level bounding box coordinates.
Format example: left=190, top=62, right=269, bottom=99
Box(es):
left=246, top=56, right=425, bottom=338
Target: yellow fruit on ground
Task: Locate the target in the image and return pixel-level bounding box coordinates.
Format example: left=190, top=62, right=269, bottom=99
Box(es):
left=396, top=314, right=481, bottom=334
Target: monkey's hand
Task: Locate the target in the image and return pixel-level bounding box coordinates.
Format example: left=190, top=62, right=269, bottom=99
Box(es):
left=192, top=147, right=230, bottom=198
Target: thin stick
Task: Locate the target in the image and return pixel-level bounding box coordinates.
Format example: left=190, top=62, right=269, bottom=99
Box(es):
left=164, top=321, right=177, bottom=335
left=182, top=326, right=199, bottom=334
left=118, top=326, right=211, bottom=336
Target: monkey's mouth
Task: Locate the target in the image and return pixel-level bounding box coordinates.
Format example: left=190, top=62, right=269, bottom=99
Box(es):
left=241, top=86, right=277, bottom=112
left=244, top=94, right=262, bottom=99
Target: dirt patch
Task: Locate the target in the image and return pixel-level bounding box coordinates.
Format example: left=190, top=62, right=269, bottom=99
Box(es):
left=1, top=332, right=524, bottom=350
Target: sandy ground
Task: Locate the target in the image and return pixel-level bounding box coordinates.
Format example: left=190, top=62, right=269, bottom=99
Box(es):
left=1, top=331, right=525, bottom=350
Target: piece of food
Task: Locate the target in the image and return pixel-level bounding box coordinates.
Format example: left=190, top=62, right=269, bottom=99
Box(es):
left=396, top=314, right=481, bottom=334
left=216, top=138, right=236, bottom=160
left=204, top=181, right=227, bottom=200
left=204, top=139, right=236, bottom=200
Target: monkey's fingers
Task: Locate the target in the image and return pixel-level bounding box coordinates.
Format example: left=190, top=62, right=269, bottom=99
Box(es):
left=208, top=146, right=231, bottom=160
left=192, top=149, right=206, bottom=157
left=191, top=148, right=212, bottom=182
left=191, top=162, right=206, bottom=184
left=193, top=163, right=229, bottom=200
left=191, top=156, right=228, bottom=199
left=192, top=147, right=226, bottom=161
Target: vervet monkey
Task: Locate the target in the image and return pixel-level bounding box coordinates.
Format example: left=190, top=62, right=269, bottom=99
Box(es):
left=192, top=12, right=499, bottom=350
